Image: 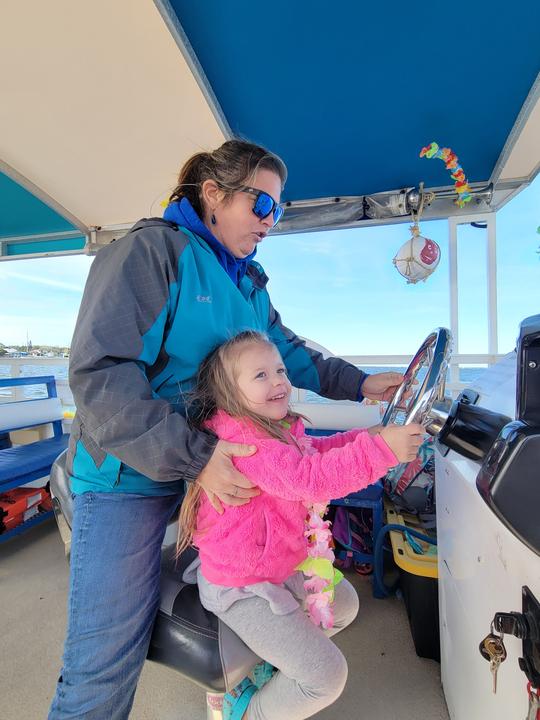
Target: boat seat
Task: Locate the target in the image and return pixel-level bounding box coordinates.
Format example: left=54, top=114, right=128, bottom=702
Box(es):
left=0, top=376, right=70, bottom=542
left=0, top=376, right=69, bottom=494
left=49, top=450, right=261, bottom=694
left=0, top=434, right=68, bottom=489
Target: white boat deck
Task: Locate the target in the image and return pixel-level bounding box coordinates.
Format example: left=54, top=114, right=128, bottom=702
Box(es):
left=1, top=519, right=449, bottom=720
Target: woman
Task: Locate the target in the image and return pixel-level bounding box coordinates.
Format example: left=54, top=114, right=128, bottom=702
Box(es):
left=49, top=139, right=404, bottom=719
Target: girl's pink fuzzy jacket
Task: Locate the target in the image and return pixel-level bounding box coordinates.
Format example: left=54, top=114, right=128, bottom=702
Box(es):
left=195, top=410, right=398, bottom=587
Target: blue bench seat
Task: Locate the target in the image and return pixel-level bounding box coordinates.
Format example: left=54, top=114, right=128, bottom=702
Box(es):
left=0, top=433, right=69, bottom=491
left=0, top=375, right=70, bottom=541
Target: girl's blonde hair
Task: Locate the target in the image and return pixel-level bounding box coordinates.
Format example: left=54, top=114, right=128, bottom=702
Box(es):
left=177, top=330, right=303, bottom=556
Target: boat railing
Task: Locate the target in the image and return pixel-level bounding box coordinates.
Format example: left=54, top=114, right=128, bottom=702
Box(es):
left=1, top=352, right=505, bottom=408
left=0, top=357, right=72, bottom=405
left=291, top=353, right=506, bottom=402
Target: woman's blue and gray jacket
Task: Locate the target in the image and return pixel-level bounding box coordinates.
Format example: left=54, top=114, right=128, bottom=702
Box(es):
left=67, top=219, right=368, bottom=496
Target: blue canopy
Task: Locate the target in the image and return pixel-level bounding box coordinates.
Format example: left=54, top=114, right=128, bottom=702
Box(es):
left=169, top=0, right=540, bottom=201
left=0, top=172, right=84, bottom=257
left=1, top=1, right=539, bottom=258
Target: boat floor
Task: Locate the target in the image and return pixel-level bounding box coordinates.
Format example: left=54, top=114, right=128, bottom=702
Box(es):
left=1, top=520, right=449, bottom=720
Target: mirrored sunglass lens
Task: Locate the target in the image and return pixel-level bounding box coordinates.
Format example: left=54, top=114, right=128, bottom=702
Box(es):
left=254, top=192, right=274, bottom=218
left=273, top=206, right=284, bottom=225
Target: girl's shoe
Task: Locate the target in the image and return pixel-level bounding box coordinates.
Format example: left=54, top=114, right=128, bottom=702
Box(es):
left=252, top=660, right=276, bottom=689
left=222, top=676, right=257, bottom=720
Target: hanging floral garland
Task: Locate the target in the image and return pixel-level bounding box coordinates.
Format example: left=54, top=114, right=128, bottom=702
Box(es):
left=419, top=142, right=472, bottom=207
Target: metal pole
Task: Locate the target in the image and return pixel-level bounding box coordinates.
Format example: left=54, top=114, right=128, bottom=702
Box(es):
left=486, top=213, right=499, bottom=355
left=448, top=218, right=460, bottom=393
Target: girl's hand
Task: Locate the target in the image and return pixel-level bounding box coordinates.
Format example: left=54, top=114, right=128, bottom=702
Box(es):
left=197, top=440, right=260, bottom=514
left=361, top=372, right=405, bottom=402
left=379, top=423, right=424, bottom=463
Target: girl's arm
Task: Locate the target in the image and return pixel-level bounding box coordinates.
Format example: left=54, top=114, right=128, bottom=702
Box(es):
left=309, top=428, right=367, bottom=453
left=232, top=431, right=397, bottom=503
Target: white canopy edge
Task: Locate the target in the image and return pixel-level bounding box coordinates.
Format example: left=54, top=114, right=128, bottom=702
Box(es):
left=492, top=72, right=540, bottom=187
left=0, top=0, right=225, bottom=230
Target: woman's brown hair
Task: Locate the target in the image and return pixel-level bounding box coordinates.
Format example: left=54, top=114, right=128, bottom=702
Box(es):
left=177, top=330, right=303, bottom=556
left=169, top=139, right=287, bottom=218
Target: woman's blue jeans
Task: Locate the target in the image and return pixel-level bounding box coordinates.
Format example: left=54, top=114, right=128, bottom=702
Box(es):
left=49, top=491, right=181, bottom=719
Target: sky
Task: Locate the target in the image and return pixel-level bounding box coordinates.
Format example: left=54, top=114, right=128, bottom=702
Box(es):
left=1, top=174, right=539, bottom=356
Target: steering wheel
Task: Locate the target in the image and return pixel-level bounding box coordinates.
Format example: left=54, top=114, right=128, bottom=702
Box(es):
left=381, top=327, right=453, bottom=429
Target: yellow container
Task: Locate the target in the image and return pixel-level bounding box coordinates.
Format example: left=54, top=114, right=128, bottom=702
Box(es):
left=385, top=502, right=440, bottom=661
left=386, top=504, right=438, bottom=578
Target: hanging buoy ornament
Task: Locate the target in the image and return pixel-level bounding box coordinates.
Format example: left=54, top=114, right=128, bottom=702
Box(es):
left=393, top=223, right=441, bottom=284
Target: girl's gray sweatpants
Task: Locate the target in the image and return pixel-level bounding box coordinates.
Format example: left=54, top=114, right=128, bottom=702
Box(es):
left=215, top=577, right=359, bottom=720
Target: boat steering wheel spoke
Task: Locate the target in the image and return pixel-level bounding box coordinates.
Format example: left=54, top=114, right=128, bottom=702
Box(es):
left=381, top=328, right=453, bottom=430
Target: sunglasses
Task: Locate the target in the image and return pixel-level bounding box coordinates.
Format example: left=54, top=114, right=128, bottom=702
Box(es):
left=240, top=187, right=284, bottom=227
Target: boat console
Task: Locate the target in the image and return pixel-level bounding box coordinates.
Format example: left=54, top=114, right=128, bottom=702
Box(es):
left=476, top=316, right=540, bottom=557
left=381, top=317, right=540, bottom=718
left=398, top=316, right=540, bottom=719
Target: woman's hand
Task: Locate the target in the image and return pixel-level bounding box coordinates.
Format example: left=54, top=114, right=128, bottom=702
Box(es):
left=197, top=440, right=260, bottom=513
left=379, top=423, right=424, bottom=463
left=361, top=372, right=405, bottom=402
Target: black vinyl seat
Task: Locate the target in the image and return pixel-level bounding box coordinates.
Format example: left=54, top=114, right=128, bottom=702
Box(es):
left=49, top=450, right=260, bottom=693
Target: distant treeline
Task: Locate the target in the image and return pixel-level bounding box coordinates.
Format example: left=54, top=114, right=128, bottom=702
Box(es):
left=0, top=343, right=70, bottom=356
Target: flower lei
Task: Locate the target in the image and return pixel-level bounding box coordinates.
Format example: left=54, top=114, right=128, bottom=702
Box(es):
left=296, top=503, right=344, bottom=629
left=279, top=420, right=343, bottom=629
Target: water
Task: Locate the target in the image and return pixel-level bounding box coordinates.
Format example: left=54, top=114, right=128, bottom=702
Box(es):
left=1, top=363, right=486, bottom=400
left=0, top=363, right=486, bottom=403
left=305, top=365, right=487, bottom=404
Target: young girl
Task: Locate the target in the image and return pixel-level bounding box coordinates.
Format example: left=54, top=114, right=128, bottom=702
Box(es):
left=180, top=331, right=423, bottom=720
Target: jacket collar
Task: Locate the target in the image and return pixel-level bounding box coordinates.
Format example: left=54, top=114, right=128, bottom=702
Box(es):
left=163, top=198, right=256, bottom=286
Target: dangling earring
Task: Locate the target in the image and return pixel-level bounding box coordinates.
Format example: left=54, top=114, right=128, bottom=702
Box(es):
left=211, top=213, right=216, bottom=225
